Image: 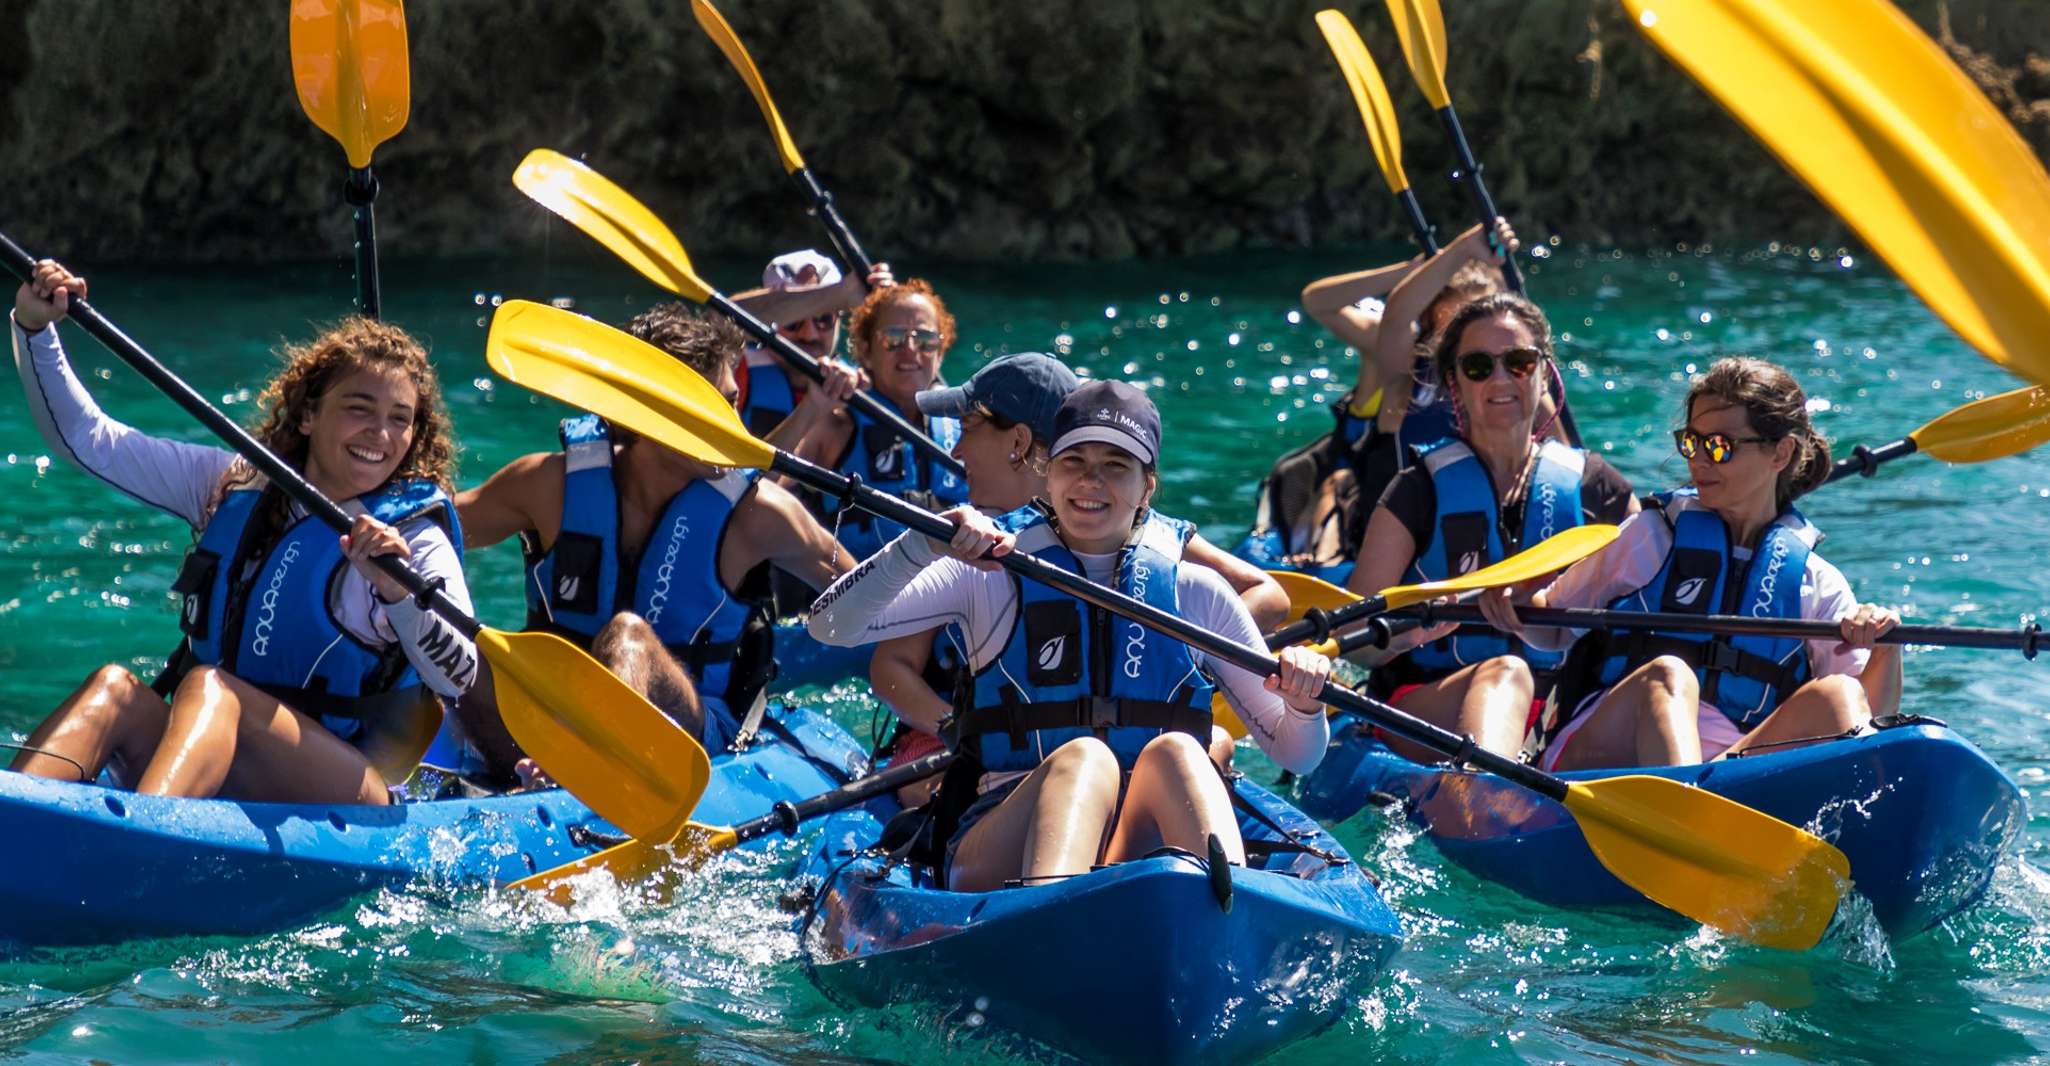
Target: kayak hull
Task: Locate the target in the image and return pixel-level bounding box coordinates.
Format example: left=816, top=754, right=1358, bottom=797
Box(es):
left=0, top=705, right=866, bottom=947
left=1298, top=719, right=2023, bottom=937
left=800, top=778, right=1401, bottom=1064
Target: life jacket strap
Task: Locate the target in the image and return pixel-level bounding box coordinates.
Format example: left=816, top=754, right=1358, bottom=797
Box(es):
left=1607, top=630, right=1803, bottom=697
left=944, top=697, right=1210, bottom=744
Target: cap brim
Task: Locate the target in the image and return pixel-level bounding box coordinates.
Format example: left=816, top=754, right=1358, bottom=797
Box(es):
left=1050, top=426, right=1155, bottom=465
left=916, top=384, right=973, bottom=419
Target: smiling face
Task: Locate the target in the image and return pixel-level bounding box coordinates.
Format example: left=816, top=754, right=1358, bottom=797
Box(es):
left=1046, top=442, right=1154, bottom=552
left=770, top=265, right=842, bottom=362
left=1682, top=397, right=1793, bottom=514
left=861, top=295, right=946, bottom=409
left=1448, top=312, right=1546, bottom=438
left=297, top=364, right=418, bottom=499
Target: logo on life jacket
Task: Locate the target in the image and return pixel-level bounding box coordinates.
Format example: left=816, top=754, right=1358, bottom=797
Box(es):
left=556, top=574, right=581, bottom=601
left=183, top=593, right=201, bottom=625
left=248, top=542, right=301, bottom=657
left=645, top=513, right=691, bottom=623
left=873, top=442, right=904, bottom=479
left=1037, top=635, right=1067, bottom=671
left=1751, top=534, right=1793, bottom=617
left=1673, top=576, right=1708, bottom=607
left=1457, top=550, right=1482, bottom=575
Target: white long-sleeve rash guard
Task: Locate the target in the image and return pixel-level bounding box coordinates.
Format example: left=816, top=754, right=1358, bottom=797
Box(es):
left=11, top=315, right=479, bottom=697
left=808, top=528, right=1331, bottom=775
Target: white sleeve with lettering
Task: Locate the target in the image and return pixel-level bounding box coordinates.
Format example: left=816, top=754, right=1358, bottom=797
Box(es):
left=806, top=531, right=1017, bottom=666
left=1182, top=565, right=1330, bottom=774
left=355, top=518, right=479, bottom=697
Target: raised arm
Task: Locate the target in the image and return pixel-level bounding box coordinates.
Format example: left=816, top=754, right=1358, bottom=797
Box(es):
left=1373, top=221, right=1516, bottom=385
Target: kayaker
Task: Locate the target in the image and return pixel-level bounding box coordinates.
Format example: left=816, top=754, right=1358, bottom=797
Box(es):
left=729, top=249, right=888, bottom=450
left=1342, top=292, right=1638, bottom=762
left=868, top=353, right=1290, bottom=805
left=1480, top=356, right=1902, bottom=769
left=809, top=380, right=1335, bottom=891
left=452, top=303, right=850, bottom=782
left=6, top=260, right=475, bottom=804
left=795, top=279, right=972, bottom=562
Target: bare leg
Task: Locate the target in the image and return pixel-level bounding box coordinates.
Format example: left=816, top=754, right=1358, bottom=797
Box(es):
left=948, top=738, right=1120, bottom=892
left=1718, top=675, right=1872, bottom=759
left=1207, top=725, right=1235, bottom=774
left=137, top=666, right=391, bottom=804
left=1105, top=732, right=1245, bottom=865
left=1548, top=656, right=1703, bottom=770
left=9, top=665, right=169, bottom=787
left=1381, top=655, right=1535, bottom=764
left=592, top=612, right=706, bottom=741
left=451, top=661, right=524, bottom=781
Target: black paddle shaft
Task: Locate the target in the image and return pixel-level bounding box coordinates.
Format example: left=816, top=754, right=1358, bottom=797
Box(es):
left=1435, top=105, right=1522, bottom=294
left=343, top=166, right=383, bottom=320
left=1826, top=437, right=1918, bottom=484
left=730, top=749, right=955, bottom=847
left=778, top=449, right=1574, bottom=803
left=791, top=167, right=876, bottom=282
left=706, top=292, right=967, bottom=480
left=0, top=232, right=481, bottom=640
left=1393, top=602, right=2044, bottom=657
left=1397, top=189, right=1440, bottom=255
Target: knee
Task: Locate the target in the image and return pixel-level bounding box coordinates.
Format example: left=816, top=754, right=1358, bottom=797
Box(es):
left=1643, top=655, right=1700, bottom=699
left=172, top=665, right=228, bottom=704
left=1473, top=655, right=1534, bottom=697
left=1044, top=736, right=1119, bottom=791
left=84, top=664, right=147, bottom=701
left=1134, top=731, right=1213, bottom=777
left=1804, top=674, right=1870, bottom=715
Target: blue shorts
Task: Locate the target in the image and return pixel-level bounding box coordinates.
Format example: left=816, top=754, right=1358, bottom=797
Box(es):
left=943, top=775, right=1025, bottom=879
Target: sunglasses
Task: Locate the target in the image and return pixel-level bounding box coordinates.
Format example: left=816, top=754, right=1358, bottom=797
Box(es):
left=1456, top=347, right=1544, bottom=382
left=1673, top=429, right=1775, bottom=464
left=882, top=326, right=944, bottom=353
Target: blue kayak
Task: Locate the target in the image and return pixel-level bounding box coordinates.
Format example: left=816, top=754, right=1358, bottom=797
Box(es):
left=1231, top=528, right=1354, bottom=587
left=771, top=620, right=869, bottom=692
left=797, top=776, right=1401, bottom=1064
left=1296, top=716, right=2024, bottom=937
left=0, top=705, right=867, bottom=948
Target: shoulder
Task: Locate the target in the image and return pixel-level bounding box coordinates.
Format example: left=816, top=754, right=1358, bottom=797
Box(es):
left=735, top=475, right=821, bottom=535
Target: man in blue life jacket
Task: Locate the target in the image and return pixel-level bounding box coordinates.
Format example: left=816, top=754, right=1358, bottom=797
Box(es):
left=730, top=249, right=892, bottom=454
left=450, top=304, right=853, bottom=783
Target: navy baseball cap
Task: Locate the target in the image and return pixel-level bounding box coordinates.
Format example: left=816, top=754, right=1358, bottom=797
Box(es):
left=1050, top=380, right=1160, bottom=465
left=916, top=352, right=1080, bottom=443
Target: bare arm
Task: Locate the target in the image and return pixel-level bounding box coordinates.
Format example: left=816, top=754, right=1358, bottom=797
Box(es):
left=1185, top=533, right=1287, bottom=632
left=724, top=477, right=853, bottom=592
left=1858, top=643, right=1902, bottom=717
left=1300, top=256, right=1427, bottom=317
left=1373, top=221, right=1512, bottom=385
left=870, top=633, right=951, bottom=736
left=728, top=270, right=870, bottom=328
left=1341, top=505, right=1454, bottom=667
left=455, top=451, right=561, bottom=551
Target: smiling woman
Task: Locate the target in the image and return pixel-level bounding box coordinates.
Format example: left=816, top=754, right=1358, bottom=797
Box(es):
left=4, top=260, right=475, bottom=806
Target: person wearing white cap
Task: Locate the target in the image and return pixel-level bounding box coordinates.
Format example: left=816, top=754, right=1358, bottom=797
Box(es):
left=809, top=380, right=1335, bottom=893
left=729, top=250, right=892, bottom=455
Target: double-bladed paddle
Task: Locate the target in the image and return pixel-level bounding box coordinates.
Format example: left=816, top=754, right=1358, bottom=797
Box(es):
left=1316, top=9, right=1437, bottom=253
left=1386, top=601, right=2045, bottom=657
left=289, top=0, right=410, bottom=319
left=509, top=148, right=966, bottom=480
left=482, top=298, right=1851, bottom=951
left=0, top=233, right=697, bottom=815
left=1621, top=0, right=2050, bottom=392
left=1827, top=383, right=2050, bottom=484
left=691, top=0, right=876, bottom=281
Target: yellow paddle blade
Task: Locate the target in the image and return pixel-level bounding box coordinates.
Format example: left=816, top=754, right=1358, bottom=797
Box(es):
left=479, top=628, right=710, bottom=840
left=511, top=149, right=713, bottom=303
left=289, top=0, right=411, bottom=168
left=1267, top=569, right=1360, bottom=624
left=1315, top=10, right=1413, bottom=195
left=1378, top=523, right=1620, bottom=611
left=1384, top=0, right=1451, bottom=109
left=692, top=0, right=807, bottom=174
left=1623, top=0, right=2050, bottom=390
left=1565, top=776, right=1849, bottom=951
left=1911, top=384, right=2050, bottom=464
left=485, top=300, right=777, bottom=472
left=510, top=823, right=743, bottom=903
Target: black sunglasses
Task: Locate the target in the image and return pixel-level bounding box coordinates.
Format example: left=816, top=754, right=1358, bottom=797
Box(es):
left=1673, top=429, right=1775, bottom=464
left=1456, top=346, right=1544, bottom=382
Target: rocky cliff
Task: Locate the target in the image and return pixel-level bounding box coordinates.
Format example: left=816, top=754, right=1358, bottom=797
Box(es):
left=3, top=0, right=2045, bottom=264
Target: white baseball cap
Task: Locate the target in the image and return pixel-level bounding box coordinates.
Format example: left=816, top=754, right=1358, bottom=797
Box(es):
left=762, top=249, right=844, bottom=291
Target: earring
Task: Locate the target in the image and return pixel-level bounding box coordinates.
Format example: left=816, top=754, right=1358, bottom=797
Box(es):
left=1008, top=452, right=1018, bottom=461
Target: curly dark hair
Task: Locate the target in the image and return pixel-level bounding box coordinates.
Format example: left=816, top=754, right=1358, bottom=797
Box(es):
left=848, top=279, right=957, bottom=370
left=625, top=301, right=746, bottom=380
left=1685, top=357, right=1833, bottom=511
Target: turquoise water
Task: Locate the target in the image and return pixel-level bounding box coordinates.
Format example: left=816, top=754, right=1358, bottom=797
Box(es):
left=2, top=241, right=2048, bottom=1062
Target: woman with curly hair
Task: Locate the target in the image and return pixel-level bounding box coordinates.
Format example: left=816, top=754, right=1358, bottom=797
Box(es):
left=6, top=260, right=476, bottom=805
left=795, top=278, right=972, bottom=562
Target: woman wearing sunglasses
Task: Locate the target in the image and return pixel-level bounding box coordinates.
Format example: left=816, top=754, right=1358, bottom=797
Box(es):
left=1479, top=357, right=1900, bottom=770
left=809, top=381, right=1334, bottom=891
left=1342, top=293, right=1639, bottom=762
left=798, top=279, right=973, bottom=562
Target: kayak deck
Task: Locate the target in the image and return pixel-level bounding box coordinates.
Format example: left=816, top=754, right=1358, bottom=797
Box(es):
left=1297, top=717, right=2023, bottom=937
left=798, top=776, right=1401, bottom=1064
left=0, top=705, right=866, bottom=948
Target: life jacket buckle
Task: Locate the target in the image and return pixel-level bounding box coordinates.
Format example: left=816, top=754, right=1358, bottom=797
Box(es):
left=1087, top=696, right=1120, bottom=730
left=1699, top=638, right=1743, bottom=674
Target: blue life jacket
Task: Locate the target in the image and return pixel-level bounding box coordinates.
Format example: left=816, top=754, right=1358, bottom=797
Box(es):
left=738, top=348, right=801, bottom=438
left=1564, top=490, right=1819, bottom=730
left=1397, top=354, right=1462, bottom=456
left=944, top=505, right=1214, bottom=774
left=523, top=415, right=771, bottom=713
left=820, top=397, right=968, bottom=561
left=164, top=477, right=462, bottom=745
left=1396, top=437, right=1586, bottom=677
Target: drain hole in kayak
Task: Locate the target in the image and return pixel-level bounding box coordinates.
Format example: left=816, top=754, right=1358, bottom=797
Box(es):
left=103, top=796, right=126, bottom=818
left=536, top=805, right=554, bottom=828
left=328, top=812, right=347, bottom=832
left=967, top=899, right=989, bottom=921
